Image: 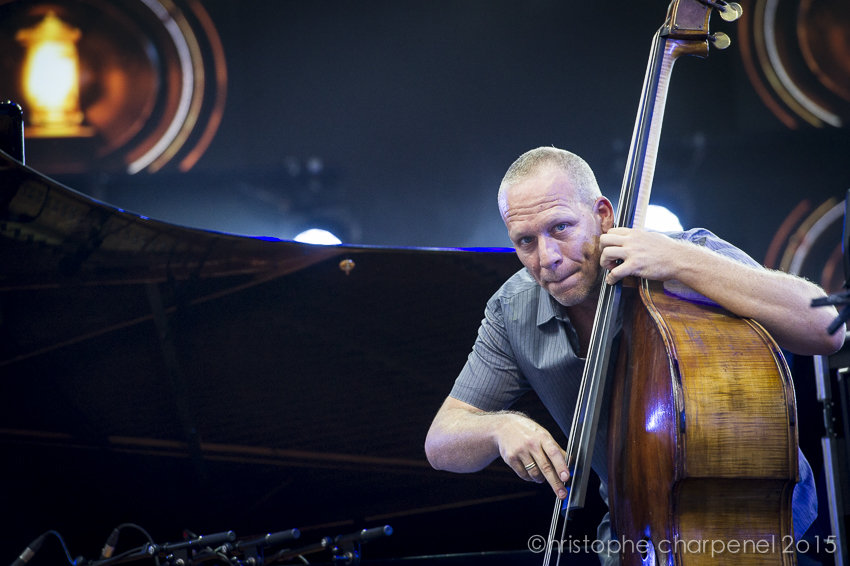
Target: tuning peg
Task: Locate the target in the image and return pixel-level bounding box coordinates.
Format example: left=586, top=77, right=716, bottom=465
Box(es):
left=709, top=32, right=731, bottom=49
left=718, top=2, right=743, bottom=22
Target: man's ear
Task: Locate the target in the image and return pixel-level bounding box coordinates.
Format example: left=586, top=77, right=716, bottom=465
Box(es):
left=594, top=197, right=615, bottom=233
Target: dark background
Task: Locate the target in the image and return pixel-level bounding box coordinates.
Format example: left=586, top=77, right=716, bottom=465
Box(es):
left=28, top=0, right=850, bottom=257
left=2, top=0, right=849, bottom=564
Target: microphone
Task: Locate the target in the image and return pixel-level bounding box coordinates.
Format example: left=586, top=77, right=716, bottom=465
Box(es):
left=99, top=529, right=120, bottom=560
left=330, top=526, right=392, bottom=565
left=235, top=529, right=300, bottom=550
left=333, top=525, right=392, bottom=545
left=10, top=534, right=46, bottom=566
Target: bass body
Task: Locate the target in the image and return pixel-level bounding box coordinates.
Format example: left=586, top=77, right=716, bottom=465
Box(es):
left=608, top=279, right=798, bottom=565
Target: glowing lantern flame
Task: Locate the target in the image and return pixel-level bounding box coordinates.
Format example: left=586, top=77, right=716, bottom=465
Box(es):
left=16, top=11, right=91, bottom=137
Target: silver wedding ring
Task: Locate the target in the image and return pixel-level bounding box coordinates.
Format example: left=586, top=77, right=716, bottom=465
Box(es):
left=524, top=462, right=537, bottom=471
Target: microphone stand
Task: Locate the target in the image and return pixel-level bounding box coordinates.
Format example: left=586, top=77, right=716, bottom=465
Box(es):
left=329, top=526, right=393, bottom=566
left=809, top=187, right=850, bottom=565
left=223, top=529, right=300, bottom=566
left=264, top=538, right=331, bottom=564
left=262, top=525, right=392, bottom=565
left=83, top=531, right=237, bottom=566
left=812, top=293, right=850, bottom=336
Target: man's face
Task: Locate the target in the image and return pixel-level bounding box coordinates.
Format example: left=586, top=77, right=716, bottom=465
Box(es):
left=502, top=167, right=613, bottom=307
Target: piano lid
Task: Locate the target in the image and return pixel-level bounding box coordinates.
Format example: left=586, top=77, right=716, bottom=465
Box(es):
left=0, top=147, right=521, bottom=288
left=0, top=146, right=354, bottom=289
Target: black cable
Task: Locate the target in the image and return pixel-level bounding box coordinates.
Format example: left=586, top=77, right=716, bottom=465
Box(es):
left=10, top=533, right=46, bottom=566
left=90, top=544, right=152, bottom=566
left=10, top=531, right=83, bottom=566
left=47, top=531, right=83, bottom=566
left=115, top=525, right=155, bottom=545
left=187, top=550, right=232, bottom=566
left=112, top=525, right=159, bottom=566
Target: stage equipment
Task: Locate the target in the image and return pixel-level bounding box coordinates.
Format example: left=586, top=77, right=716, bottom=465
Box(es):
left=811, top=354, right=849, bottom=566
left=10, top=525, right=392, bottom=566
left=0, top=100, right=25, bottom=162
left=10, top=531, right=85, bottom=566
left=811, top=188, right=850, bottom=565
left=329, top=526, right=393, bottom=566
left=0, top=0, right=227, bottom=174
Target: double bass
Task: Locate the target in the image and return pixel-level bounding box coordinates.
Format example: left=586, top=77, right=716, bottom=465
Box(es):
left=544, top=1, right=800, bottom=565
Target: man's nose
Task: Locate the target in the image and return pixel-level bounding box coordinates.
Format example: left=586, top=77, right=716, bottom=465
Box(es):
left=538, top=237, right=562, bottom=270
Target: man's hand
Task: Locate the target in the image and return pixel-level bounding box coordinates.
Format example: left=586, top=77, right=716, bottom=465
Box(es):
left=494, top=413, right=570, bottom=499
left=425, top=396, right=571, bottom=499
left=599, top=228, right=683, bottom=284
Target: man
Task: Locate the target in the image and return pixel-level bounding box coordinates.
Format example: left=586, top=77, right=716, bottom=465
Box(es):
left=424, top=147, right=844, bottom=561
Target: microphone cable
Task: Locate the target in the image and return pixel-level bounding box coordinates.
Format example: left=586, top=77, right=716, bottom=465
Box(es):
left=10, top=531, right=83, bottom=566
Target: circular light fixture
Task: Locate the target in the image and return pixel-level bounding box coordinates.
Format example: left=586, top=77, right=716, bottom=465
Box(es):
left=738, top=0, right=850, bottom=128
left=765, top=196, right=844, bottom=292
left=294, top=229, right=342, bottom=246
left=645, top=204, right=684, bottom=232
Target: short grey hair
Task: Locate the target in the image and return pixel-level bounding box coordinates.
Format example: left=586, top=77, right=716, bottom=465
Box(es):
left=498, top=147, right=601, bottom=217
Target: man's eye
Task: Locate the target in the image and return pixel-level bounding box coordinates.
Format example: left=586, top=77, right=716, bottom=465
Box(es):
left=554, top=223, right=567, bottom=232
left=519, top=237, right=533, bottom=246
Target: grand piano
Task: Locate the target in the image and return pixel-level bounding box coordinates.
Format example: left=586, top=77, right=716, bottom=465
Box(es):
left=0, top=140, right=611, bottom=565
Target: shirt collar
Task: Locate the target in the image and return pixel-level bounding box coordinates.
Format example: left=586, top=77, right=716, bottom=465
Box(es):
left=536, top=284, right=569, bottom=326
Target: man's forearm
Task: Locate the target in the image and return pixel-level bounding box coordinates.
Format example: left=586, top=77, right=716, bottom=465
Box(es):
left=601, top=229, right=845, bottom=356
left=425, top=401, right=507, bottom=472
left=425, top=396, right=571, bottom=499
left=670, top=243, right=843, bottom=355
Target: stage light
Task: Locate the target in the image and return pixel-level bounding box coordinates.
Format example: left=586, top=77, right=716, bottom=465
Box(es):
left=645, top=204, right=683, bottom=232
left=294, top=229, right=342, bottom=245
left=0, top=0, right=228, bottom=174
left=16, top=11, right=91, bottom=137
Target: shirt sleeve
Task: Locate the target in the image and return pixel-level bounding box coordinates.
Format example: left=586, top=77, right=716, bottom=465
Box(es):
left=449, top=294, right=531, bottom=412
left=675, top=227, right=762, bottom=268
left=663, top=228, right=763, bottom=305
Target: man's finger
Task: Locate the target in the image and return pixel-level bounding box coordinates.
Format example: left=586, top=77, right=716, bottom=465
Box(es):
left=599, top=234, right=623, bottom=248
left=522, top=460, right=543, bottom=483
left=600, top=248, right=627, bottom=270
left=543, top=442, right=570, bottom=484
left=533, top=452, right=568, bottom=499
